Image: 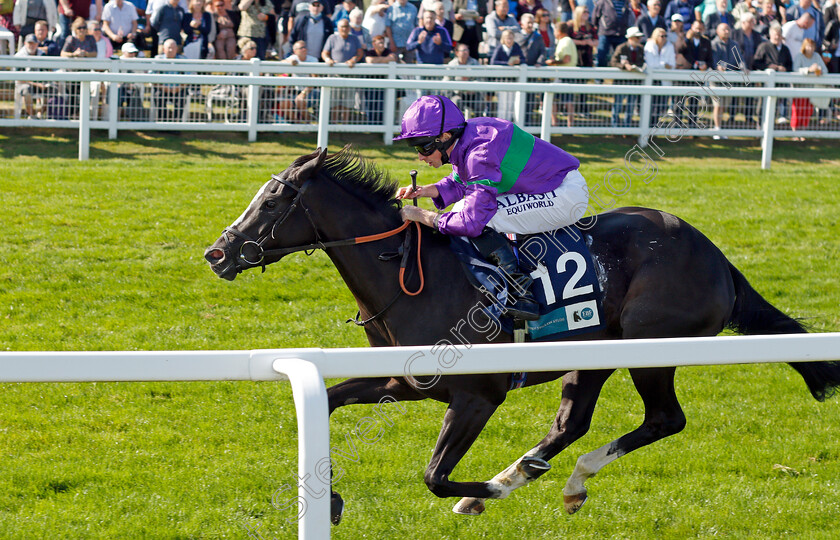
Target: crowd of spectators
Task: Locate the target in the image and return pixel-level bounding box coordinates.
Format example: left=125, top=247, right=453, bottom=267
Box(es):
left=2, top=0, right=839, bottom=125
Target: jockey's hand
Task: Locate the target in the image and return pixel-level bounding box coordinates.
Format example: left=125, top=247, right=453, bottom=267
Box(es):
left=396, top=184, right=438, bottom=200
left=400, top=206, right=439, bottom=229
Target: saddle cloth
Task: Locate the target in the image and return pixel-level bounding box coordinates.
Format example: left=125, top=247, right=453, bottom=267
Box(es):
left=449, top=225, right=604, bottom=341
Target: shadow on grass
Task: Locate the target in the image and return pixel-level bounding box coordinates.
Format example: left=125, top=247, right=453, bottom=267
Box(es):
left=1, top=128, right=837, bottom=165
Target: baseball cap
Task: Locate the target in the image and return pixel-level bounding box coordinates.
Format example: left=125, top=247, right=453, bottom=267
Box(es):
left=122, top=42, right=139, bottom=54
left=24, top=34, right=38, bottom=43
left=671, top=13, right=684, bottom=21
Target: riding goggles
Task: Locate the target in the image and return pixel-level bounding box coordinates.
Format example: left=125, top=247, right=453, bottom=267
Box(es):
left=413, top=138, right=439, bottom=156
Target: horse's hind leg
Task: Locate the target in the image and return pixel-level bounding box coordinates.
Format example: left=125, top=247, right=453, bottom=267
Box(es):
left=454, top=369, right=613, bottom=515
left=562, top=367, right=686, bottom=513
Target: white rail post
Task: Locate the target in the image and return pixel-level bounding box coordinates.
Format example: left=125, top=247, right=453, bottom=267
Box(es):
left=638, top=73, right=653, bottom=147
left=272, top=358, right=331, bottom=540
left=79, top=80, right=91, bottom=161
left=247, top=58, right=260, bottom=142
left=760, top=71, right=776, bottom=170
left=317, top=86, right=331, bottom=150
left=540, top=90, right=554, bottom=141
left=514, top=65, right=528, bottom=125
left=108, top=63, right=120, bottom=139
left=383, top=62, right=397, bottom=145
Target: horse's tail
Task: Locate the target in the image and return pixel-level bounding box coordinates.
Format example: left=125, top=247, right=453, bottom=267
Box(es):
left=727, top=261, right=840, bottom=402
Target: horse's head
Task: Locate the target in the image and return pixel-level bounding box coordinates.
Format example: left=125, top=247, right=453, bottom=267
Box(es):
left=204, top=147, right=328, bottom=280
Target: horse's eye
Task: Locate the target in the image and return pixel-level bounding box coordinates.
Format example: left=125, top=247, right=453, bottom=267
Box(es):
left=265, top=200, right=277, bottom=210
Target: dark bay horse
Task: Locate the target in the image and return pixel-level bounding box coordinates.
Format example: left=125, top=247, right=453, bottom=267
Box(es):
left=204, top=147, right=840, bottom=522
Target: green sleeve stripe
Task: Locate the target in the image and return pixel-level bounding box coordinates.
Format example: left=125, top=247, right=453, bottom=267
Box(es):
left=458, top=125, right=536, bottom=194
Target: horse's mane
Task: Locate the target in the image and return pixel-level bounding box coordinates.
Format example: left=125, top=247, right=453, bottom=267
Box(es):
left=322, top=146, right=400, bottom=211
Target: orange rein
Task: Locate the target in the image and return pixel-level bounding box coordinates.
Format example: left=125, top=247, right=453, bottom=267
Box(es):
left=352, top=220, right=424, bottom=296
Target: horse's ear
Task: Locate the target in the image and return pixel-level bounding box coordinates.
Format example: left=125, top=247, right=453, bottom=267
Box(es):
left=288, top=147, right=328, bottom=184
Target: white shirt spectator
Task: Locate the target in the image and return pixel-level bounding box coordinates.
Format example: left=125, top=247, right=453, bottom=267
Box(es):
left=782, top=20, right=806, bottom=57
left=102, top=0, right=140, bottom=36
left=644, top=38, right=676, bottom=68
left=362, top=1, right=389, bottom=38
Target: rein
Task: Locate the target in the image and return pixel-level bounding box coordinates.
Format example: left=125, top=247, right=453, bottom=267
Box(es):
left=224, top=174, right=425, bottom=323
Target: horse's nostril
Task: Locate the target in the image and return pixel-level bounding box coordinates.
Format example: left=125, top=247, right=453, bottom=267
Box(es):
left=205, top=248, right=225, bottom=263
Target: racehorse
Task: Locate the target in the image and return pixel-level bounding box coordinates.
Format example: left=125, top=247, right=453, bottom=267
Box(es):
left=204, top=147, right=840, bottom=523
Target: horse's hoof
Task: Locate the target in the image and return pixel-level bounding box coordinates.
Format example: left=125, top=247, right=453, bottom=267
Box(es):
left=563, top=492, right=588, bottom=514
left=331, top=491, right=344, bottom=525
left=453, top=497, right=486, bottom=515
left=518, top=456, right=551, bottom=480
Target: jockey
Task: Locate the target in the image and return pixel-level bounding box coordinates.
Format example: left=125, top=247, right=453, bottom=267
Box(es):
left=394, top=95, right=589, bottom=321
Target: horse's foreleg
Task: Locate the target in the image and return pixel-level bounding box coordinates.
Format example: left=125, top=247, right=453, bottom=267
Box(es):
left=326, top=377, right=427, bottom=525
left=454, top=369, right=613, bottom=515
left=562, top=367, right=685, bottom=514
left=423, top=390, right=505, bottom=505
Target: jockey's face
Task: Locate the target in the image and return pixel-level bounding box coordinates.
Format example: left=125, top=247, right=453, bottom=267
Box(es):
left=418, top=148, right=445, bottom=167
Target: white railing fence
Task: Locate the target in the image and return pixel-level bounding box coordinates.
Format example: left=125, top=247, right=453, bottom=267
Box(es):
left=3, top=333, right=840, bottom=539
left=1, top=58, right=839, bottom=167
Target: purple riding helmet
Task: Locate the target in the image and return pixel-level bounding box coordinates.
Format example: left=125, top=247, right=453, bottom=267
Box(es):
left=394, top=95, right=466, bottom=163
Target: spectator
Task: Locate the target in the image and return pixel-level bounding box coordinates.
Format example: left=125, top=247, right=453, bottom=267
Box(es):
left=790, top=37, right=827, bottom=138
left=14, top=34, right=47, bottom=119
left=181, top=0, right=210, bottom=57
left=732, top=12, right=762, bottom=66
left=782, top=12, right=814, bottom=56
left=101, top=0, right=138, bottom=49
left=695, top=0, right=731, bottom=26
left=753, top=22, right=792, bottom=70
left=291, top=0, right=334, bottom=17
left=824, top=3, right=839, bottom=72
left=704, top=0, right=735, bottom=38
left=570, top=4, right=596, bottom=65
left=535, top=7, right=555, bottom=58
left=517, top=0, right=544, bottom=21
left=33, top=19, right=61, bottom=55
left=644, top=26, right=674, bottom=122
left=637, top=0, right=666, bottom=40
left=664, top=0, right=695, bottom=30
left=210, top=0, right=237, bottom=59
left=385, top=0, right=417, bottom=61
left=730, top=0, right=757, bottom=26
left=556, top=0, right=575, bottom=23
left=322, top=19, right=363, bottom=120
left=406, top=9, right=452, bottom=63
left=152, top=37, right=187, bottom=121
left=322, top=17, right=363, bottom=63
left=13, top=0, right=58, bottom=43
left=756, top=0, right=780, bottom=36
left=484, top=0, right=519, bottom=53
left=452, top=0, right=486, bottom=59
left=490, top=28, right=522, bottom=119
left=348, top=7, right=371, bottom=48
left=331, top=0, right=356, bottom=23
left=627, top=0, right=647, bottom=25
left=433, top=1, right=454, bottom=38
left=55, top=0, right=101, bottom=45
left=235, top=35, right=257, bottom=57
left=238, top=0, right=274, bottom=59
left=61, top=16, right=97, bottom=56
left=593, top=0, right=634, bottom=66
left=419, top=0, right=453, bottom=21
left=680, top=18, right=713, bottom=68
left=87, top=19, right=113, bottom=57
left=276, top=40, right=319, bottom=122
left=667, top=12, right=685, bottom=45
left=145, top=0, right=186, bottom=54
left=117, top=41, right=145, bottom=120
left=150, top=0, right=184, bottom=51
left=291, top=0, right=334, bottom=60
left=364, top=34, right=396, bottom=122
left=445, top=42, right=482, bottom=114
left=609, top=25, right=645, bottom=126
left=362, top=0, right=388, bottom=41
left=549, top=21, right=577, bottom=126
left=516, top=12, right=546, bottom=64
left=710, top=23, right=743, bottom=137
left=787, top=0, right=823, bottom=43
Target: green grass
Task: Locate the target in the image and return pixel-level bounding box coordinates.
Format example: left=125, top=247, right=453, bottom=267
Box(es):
left=1, top=129, right=839, bottom=539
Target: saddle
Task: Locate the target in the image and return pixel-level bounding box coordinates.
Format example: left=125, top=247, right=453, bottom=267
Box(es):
left=449, top=225, right=604, bottom=341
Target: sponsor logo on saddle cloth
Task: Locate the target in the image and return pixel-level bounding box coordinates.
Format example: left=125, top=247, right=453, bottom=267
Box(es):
left=517, top=226, right=604, bottom=340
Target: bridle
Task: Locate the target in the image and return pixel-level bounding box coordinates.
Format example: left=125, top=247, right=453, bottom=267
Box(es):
left=220, top=174, right=424, bottom=322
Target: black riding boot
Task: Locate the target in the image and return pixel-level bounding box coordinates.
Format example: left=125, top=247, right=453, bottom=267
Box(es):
left=471, top=228, right=540, bottom=321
